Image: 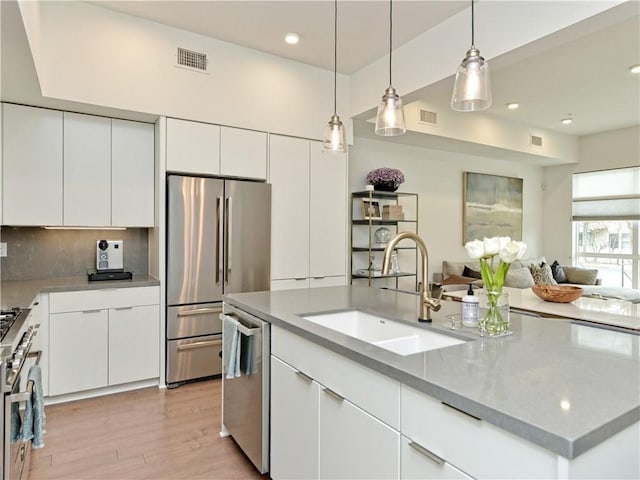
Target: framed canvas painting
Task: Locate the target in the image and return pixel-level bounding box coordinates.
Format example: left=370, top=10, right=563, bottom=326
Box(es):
left=463, top=172, right=523, bottom=244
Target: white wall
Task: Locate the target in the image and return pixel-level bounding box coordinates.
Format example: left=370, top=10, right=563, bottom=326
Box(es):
left=17, top=1, right=351, bottom=142
left=542, top=125, right=640, bottom=264
left=349, top=136, right=544, bottom=280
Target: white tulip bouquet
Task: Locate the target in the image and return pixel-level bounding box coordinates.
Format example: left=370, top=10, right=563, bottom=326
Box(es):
left=464, top=236, right=527, bottom=335
left=464, top=236, right=527, bottom=293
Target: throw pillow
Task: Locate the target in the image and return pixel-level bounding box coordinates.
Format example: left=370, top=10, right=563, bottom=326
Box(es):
left=442, top=274, right=479, bottom=286
left=505, top=267, right=536, bottom=288
left=551, top=260, right=568, bottom=283
left=462, top=265, right=482, bottom=279
left=529, top=263, right=558, bottom=285
left=562, top=266, right=599, bottom=285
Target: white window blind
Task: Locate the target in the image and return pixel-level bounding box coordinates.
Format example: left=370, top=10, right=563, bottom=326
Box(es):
left=572, top=167, right=640, bottom=220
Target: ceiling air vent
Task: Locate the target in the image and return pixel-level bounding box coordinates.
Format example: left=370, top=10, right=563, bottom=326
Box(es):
left=530, top=134, right=543, bottom=148
left=176, top=47, right=208, bottom=72
left=418, top=109, right=438, bottom=126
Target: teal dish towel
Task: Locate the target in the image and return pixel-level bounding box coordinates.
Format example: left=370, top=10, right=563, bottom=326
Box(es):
left=10, top=374, right=21, bottom=445
left=240, top=330, right=257, bottom=376
left=22, top=365, right=46, bottom=449
left=222, top=315, right=241, bottom=379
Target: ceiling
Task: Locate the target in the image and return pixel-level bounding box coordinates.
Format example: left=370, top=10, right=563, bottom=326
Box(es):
left=90, top=0, right=640, bottom=136
left=2, top=1, right=639, bottom=138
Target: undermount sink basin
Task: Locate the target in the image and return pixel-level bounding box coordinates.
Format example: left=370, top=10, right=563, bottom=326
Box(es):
left=303, top=310, right=466, bottom=356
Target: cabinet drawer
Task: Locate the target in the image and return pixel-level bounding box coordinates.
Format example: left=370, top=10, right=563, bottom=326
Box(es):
left=272, top=325, right=400, bottom=429
left=49, top=286, right=159, bottom=313
left=401, top=385, right=556, bottom=479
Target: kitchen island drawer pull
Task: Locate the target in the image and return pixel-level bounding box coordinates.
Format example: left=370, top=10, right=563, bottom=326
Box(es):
left=408, top=441, right=445, bottom=465
left=114, top=306, right=134, bottom=311
left=323, top=387, right=344, bottom=402
left=82, top=309, right=102, bottom=314
left=177, top=339, right=222, bottom=351
left=441, top=401, right=481, bottom=421
left=295, top=370, right=313, bottom=383
left=177, top=307, right=222, bottom=317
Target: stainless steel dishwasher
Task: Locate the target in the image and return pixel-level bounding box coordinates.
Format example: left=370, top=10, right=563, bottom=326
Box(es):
left=220, top=304, right=270, bottom=474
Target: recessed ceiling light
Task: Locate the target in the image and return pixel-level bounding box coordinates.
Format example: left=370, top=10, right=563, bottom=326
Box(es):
left=561, top=116, right=573, bottom=125
left=284, top=32, right=300, bottom=45
left=630, top=64, right=640, bottom=74
left=506, top=102, right=519, bottom=110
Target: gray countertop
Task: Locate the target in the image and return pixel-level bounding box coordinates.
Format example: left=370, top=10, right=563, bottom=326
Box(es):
left=224, top=286, right=640, bottom=460
left=1, top=274, right=160, bottom=309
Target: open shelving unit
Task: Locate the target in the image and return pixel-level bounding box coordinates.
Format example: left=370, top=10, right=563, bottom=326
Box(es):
left=350, top=190, right=419, bottom=289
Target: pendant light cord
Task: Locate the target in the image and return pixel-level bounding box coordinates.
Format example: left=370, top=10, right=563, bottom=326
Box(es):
left=333, top=0, right=338, bottom=115
left=471, top=0, right=475, bottom=47
left=388, top=0, right=393, bottom=87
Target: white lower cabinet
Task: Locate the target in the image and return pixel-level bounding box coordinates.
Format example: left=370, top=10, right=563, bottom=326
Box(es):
left=401, top=436, right=473, bottom=480
left=108, top=304, right=160, bottom=385
left=319, top=388, right=400, bottom=479
left=49, top=310, right=109, bottom=396
left=48, top=287, right=160, bottom=396
left=270, top=356, right=319, bottom=480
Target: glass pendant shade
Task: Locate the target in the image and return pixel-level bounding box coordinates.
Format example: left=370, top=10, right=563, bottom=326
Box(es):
left=323, top=114, right=346, bottom=152
left=451, top=47, right=492, bottom=112
left=375, top=86, right=406, bottom=136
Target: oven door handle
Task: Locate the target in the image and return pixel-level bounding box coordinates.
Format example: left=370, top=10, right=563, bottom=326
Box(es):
left=6, top=350, right=42, bottom=401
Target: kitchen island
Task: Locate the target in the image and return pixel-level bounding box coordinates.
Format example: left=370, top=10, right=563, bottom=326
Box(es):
left=225, top=286, right=639, bottom=479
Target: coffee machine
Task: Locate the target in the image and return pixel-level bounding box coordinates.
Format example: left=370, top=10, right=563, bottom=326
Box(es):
left=88, top=239, right=132, bottom=281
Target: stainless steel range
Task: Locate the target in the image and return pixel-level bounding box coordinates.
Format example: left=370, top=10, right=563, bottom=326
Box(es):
left=0, top=308, right=40, bottom=480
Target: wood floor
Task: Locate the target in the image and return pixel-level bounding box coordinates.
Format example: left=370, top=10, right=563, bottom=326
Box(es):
left=30, top=379, right=268, bottom=480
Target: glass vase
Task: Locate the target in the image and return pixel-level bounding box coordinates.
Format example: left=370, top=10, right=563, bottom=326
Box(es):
left=478, top=289, right=511, bottom=337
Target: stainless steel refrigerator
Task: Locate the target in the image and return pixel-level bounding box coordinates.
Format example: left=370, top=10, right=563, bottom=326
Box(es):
left=166, top=174, right=271, bottom=386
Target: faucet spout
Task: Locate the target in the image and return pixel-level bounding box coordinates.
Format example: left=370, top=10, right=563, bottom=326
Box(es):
left=382, top=231, right=441, bottom=321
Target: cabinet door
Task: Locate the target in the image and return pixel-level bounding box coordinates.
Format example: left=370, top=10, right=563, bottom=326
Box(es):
left=63, top=112, right=111, bottom=226
left=401, top=436, right=473, bottom=480
left=112, top=119, right=155, bottom=227
left=269, top=135, right=310, bottom=280
left=49, top=310, right=108, bottom=395
left=270, top=356, right=319, bottom=479
left=2, top=104, right=63, bottom=225
left=319, top=387, right=400, bottom=479
left=166, top=118, right=220, bottom=175
left=108, top=304, right=160, bottom=385
left=309, top=141, right=347, bottom=278
left=220, top=127, right=267, bottom=180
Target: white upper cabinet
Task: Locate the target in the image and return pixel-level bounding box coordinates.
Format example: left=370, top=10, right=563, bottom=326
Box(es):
left=63, top=112, right=111, bottom=226
left=2, top=104, right=63, bottom=226
left=309, top=143, right=347, bottom=278
left=166, top=118, right=220, bottom=175
left=112, top=119, right=155, bottom=227
left=269, top=135, right=310, bottom=280
left=220, top=126, right=267, bottom=180
left=1, top=104, right=154, bottom=227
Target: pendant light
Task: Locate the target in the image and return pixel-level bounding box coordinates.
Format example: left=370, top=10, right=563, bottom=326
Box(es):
left=375, top=0, right=406, bottom=136
left=323, top=0, right=346, bottom=152
left=451, top=0, right=492, bottom=112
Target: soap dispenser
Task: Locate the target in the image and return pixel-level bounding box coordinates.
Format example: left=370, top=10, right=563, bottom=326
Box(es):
left=462, top=284, right=479, bottom=327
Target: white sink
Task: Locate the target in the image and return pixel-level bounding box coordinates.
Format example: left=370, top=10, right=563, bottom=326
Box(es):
left=303, top=310, right=466, bottom=356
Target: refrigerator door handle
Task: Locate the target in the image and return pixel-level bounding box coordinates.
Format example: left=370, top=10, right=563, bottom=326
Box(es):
left=216, top=196, right=222, bottom=285
left=225, top=196, right=232, bottom=285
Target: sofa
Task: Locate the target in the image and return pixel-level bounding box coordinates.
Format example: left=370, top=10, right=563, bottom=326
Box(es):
left=441, top=257, right=640, bottom=303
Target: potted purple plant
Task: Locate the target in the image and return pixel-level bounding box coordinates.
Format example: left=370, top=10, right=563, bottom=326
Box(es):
left=365, top=167, right=405, bottom=192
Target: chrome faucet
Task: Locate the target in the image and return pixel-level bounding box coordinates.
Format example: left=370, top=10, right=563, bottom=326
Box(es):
left=382, top=231, right=441, bottom=322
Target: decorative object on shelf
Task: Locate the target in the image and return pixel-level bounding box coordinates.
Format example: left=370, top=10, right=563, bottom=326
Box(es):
left=451, top=0, right=492, bottom=112
left=362, top=199, right=382, bottom=219
left=375, top=0, right=406, bottom=136
left=374, top=227, right=392, bottom=244
left=465, top=236, right=527, bottom=336
left=382, top=204, right=404, bottom=220
left=389, top=252, right=401, bottom=274
left=366, top=167, right=405, bottom=191
left=323, top=0, right=346, bottom=152
left=463, top=172, right=522, bottom=244
left=531, top=284, right=583, bottom=303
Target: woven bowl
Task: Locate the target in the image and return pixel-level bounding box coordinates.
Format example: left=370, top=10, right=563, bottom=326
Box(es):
left=531, top=285, right=583, bottom=303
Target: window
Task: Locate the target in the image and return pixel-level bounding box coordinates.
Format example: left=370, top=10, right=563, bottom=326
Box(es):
left=572, top=167, right=640, bottom=289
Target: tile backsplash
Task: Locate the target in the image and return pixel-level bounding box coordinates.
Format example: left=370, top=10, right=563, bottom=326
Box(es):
left=0, top=227, right=149, bottom=281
